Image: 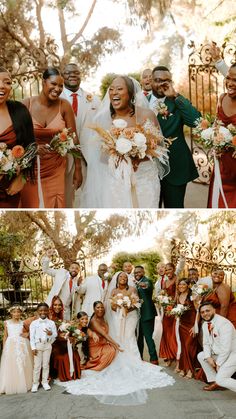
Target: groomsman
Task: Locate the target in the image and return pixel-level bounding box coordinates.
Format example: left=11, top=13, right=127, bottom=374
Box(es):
left=140, top=68, right=153, bottom=97
left=198, top=302, right=236, bottom=392
left=150, top=65, right=200, bottom=208
left=43, top=249, right=82, bottom=320
left=134, top=265, right=158, bottom=364
left=61, top=63, right=101, bottom=207
left=77, top=263, right=109, bottom=317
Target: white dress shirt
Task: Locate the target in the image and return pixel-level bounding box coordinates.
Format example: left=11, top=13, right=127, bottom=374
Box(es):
left=30, top=318, right=57, bottom=350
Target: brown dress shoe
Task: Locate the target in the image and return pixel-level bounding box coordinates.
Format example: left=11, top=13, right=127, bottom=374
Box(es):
left=150, top=360, right=159, bottom=365
left=203, top=382, right=224, bottom=391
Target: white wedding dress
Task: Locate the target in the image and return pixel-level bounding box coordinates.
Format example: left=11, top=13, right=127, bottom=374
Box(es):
left=56, top=303, right=175, bottom=405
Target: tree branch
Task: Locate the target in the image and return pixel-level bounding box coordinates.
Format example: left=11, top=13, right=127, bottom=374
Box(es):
left=34, top=0, right=46, bottom=48
left=68, top=0, right=97, bottom=48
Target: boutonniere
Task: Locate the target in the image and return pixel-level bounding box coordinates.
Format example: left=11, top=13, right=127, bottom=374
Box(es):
left=152, top=101, right=173, bottom=119
left=86, top=94, right=93, bottom=102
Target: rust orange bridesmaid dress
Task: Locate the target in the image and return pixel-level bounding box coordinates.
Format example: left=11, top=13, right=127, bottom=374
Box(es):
left=159, top=282, right=178, bottom=360
left=178, top=299, right=198, bottom=374
left=84, top=323, right=116, bottom=371
left=203, top=289, right=236, bottom=328
left=20, top=100, right=66, bottom=208
left=0, top=126, right=20, bottom=208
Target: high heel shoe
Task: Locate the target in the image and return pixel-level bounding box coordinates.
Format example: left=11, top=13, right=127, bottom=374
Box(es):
left=179, top=370, right=185, bottom=377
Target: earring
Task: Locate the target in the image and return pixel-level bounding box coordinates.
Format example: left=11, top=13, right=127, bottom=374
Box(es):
left=131, top=96, right=136, bottom=105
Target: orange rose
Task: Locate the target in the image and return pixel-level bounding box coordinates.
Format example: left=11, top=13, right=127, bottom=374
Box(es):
left=11, top=145, right=25, bottom=158
left=200, top=119, right=210, bottom=130
left=59, top=131, right=67, bottom=142
left=110, top=127, right=121, bottom=137
left=232, top=136, right=236, bottom=146
left=123, top=128, right=135, bottom=139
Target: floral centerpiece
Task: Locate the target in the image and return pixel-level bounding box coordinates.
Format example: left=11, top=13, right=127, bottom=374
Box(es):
left=0, top=142, right=37, bottom=179
left=47, top=128, right=82, bottom=158
left=193, top=116, right=236, bottom=157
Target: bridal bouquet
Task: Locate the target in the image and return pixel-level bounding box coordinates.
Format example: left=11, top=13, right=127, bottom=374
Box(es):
left=0, top=142, right=37, bottom=179
left=169, top=304, right=190, bottom=318
left=154, top=292, right=175, bottom=308
left=90, top=118, right=169, bottom=168
left=193, top=117, right=236, bottom=157
left=59, top=322, right=87, bottom=345
left=110, top=293, right=143, bottom=311
left=47, top=128, right=82, bottom=158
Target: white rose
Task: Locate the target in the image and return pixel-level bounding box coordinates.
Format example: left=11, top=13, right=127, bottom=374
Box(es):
left=219, top=126, right=232, bottom=143
left=115, top=137, right=132, bottom=154
left=112, top=119, right=127, bottom=129
left=2, top=161, right=14, bottom=171
left=117, top=299, right=123, bottom=306
left=133, top=132, right=147, bottom=147
left=201, top=128, right=213, bottom=140
left=0, top=151, right=3, bottom=160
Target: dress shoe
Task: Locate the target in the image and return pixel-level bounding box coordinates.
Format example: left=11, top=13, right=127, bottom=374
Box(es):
left=203, top=382, right=224, bottom=391
left=31, top=384, right=39, bottom=393
left=150, top=360, right=159, bottom=365
left=42, top=382, right=51, bottom=391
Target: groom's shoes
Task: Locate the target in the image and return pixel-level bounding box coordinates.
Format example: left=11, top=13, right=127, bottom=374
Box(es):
left=150, top=360, right=159, bottom=365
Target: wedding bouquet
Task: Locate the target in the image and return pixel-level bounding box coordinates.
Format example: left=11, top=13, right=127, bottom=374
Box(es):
left=190, top=283, right=212, bottom=301
left=193, top=117, right=236, bottom=157
left=47, top=128, right=82, bottom=158
left=0, top=142, right=37, bottom=179
left=110, top=293, right=143, bottom=310
left=169, top=304, right=190, bottom=318
left=154, top=292, right=175, bottom=308
left=59, top=321, right=87, bottom=345
left=90, top=118, right=169, bottom=168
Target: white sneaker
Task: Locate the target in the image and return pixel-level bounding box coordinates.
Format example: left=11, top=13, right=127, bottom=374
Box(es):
left=42, top=382, right=51, bottom=391
left=31, top=384, right=39, bottom=393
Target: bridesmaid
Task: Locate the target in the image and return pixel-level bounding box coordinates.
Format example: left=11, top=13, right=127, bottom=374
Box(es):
left=85, top=301, right=121, bottom=371
left=159, top=263, right=178, bottom=365
left=208, top=63, right=236, bottom=208
left=0, top=66, right=35, bottom=208
left=20, top=67, right=82, bottom=208
left=202, top=268, right=236, bottom=328
left=49, top=296, right=81, bottom=381
left=176, top=278, right=198, bottom=379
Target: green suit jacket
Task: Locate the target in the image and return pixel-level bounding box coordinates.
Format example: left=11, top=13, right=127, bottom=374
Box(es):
left=156, top=95, right=200, bottom=185
left=136, top=276, right=156, bottom=321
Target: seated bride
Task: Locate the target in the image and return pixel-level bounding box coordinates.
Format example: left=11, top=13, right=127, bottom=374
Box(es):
left=80, top=75, right=169, bottom=208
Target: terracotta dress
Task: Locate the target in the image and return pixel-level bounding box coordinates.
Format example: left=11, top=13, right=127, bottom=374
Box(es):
left=50, top=331, right=81, bottom=382
left=0, top=126, right=20, bottom=208
left=159, top=282, right=177, bottom=360
left=208, top=95, right=236, bottom=208
left=20, top=100, right=66, bottom=208
left=203, top=289, right=236, bottom=328
left=84, top=323, right=116, bottom=371
left=178, top=299, right=198, bottom=374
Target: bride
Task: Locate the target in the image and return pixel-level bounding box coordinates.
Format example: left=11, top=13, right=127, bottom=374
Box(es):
left=80, top=75, right=169, bottom=208
left=56, top=276, right=175, bottom=405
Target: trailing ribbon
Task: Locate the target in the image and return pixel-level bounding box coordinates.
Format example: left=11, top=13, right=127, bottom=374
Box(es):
left=118, top=306, right=127, bottom=342
left=37, top=155, right=45, bottom=208
left=152, top=306, right=164, bottom=356
left=108, top=156, right=139, bottom=207
left=67, top=339, right=74, bottom=377
left=175, top=317, right=181, bottom=360
left=212, top=154, right=228, bottom=208
left=194, top=308, right=199, bottom=334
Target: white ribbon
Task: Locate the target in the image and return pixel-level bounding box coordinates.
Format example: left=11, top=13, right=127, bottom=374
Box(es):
left=152, top=306, right=164, bottom=356
left=118, top=307, right=127, bottom=342
left=212, top=154, right=228, bottom=208
left=67, top=339, right=74, bottom=377
left=37, top=155, right=45, bottom=208
left=108, top=156, right=138, bottom=207
left=194, top=308, right=199, bottom=334
left=175, top=317, right=181, bottom=360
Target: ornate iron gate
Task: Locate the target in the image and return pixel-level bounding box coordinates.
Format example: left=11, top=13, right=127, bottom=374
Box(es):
left=0, top=251, right=86, bottom=319
left=0, top=42, right=61, bottom=100
left=188, top=41, right=236, bottom=184
left=171, top=238, right=236, bottom=290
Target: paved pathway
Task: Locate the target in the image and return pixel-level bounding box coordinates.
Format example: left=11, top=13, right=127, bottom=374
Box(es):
left=1, top=363, right=236, bottom=419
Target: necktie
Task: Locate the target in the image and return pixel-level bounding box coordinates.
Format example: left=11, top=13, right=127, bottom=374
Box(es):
left=143, top=91, right=149, bottom=96
left=207, top=322, right=212, bottom=334
left=161, top=275, right=165, bottom=289
left=69, top=277, right=73, bottom=293
left=101, top=278, right=105, bottom=289
left=71, top=93, right=78, bottom=116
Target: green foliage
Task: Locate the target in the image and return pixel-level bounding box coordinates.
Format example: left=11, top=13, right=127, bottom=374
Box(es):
left=112, top=251, right=161, bottom=282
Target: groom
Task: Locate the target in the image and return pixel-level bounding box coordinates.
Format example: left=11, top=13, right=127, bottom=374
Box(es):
left=134, top=265, right=158, bottom=365
left=150, top=65, right=200, bottom=208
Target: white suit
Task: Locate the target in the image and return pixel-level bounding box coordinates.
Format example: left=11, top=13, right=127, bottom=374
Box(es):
left=60, top=86, right=101, bottom=208
left=42, top=256, right=81, bottom=320
left=78, top=275, right=108, bottom=318
left=198, top=314, right=236, bottom=392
